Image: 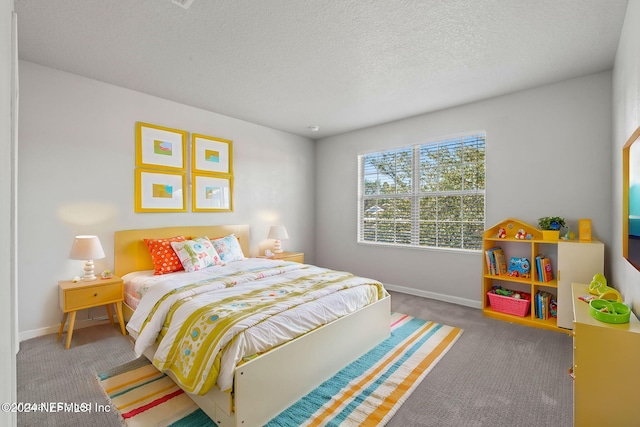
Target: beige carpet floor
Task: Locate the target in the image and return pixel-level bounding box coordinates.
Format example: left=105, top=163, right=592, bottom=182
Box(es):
left=17, top=290, right=573, bottom=426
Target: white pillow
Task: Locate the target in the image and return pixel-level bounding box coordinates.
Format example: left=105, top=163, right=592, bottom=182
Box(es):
left=170, top=236, right=223, bottom=272
left=211, top=234, right=245, bottom=263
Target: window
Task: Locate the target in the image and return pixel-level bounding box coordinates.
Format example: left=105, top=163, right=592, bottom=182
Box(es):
left=358, top=133, right=485, bottom=250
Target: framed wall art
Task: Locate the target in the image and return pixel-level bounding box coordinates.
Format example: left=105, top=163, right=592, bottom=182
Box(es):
left=192, top=133, right=233, bottom=175
left=192, top=173, right=233, bottom=212
left=135, top=169, right=187, bottom=212
left=136, top=122, right=187, bottom=171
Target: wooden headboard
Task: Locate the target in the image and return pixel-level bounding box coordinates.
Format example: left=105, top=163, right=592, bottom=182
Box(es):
left=114, top=224, right=250, bottom=277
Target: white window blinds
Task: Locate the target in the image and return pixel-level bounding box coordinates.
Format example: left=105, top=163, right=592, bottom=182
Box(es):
left=358, top=133, right=485, bottom=250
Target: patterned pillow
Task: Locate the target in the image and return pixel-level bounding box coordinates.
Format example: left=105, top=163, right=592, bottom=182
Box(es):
left=170, top=236, right=223, bottom=273
left=211, top=234, right=245, bottom=263
left=144, top=236, right=186, bottom=275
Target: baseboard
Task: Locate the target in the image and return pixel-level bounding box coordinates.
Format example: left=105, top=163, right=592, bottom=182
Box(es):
left=384, top=283, right=482, bottom=309
left=19, top=317, right=120, bottom=342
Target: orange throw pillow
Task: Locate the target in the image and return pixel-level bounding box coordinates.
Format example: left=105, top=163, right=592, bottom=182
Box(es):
left=144, top=236, right=186, bottom=275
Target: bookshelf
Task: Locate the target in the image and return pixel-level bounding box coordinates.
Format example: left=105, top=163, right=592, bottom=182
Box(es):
left=482, top=218, right=604, bottom=332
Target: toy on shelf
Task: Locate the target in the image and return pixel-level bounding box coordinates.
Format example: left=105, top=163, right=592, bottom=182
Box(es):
left=561, top=227, right=576, bottom=240
left=486, top=219, right=542, bottom=241
left=507, top=257, right=531, bottom=278
left=549, top=298, right=557, bottom=318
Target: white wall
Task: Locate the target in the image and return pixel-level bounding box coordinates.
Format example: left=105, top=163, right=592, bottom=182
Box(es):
left=1, top=1, right=17, bottom=425
left=315, top=72, right=612, bottom=306
left=613, top=0, right=640, bottom=313
left=18, top=61, right=315, bottom=339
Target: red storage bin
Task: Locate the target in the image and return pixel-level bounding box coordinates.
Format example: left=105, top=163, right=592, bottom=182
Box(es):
left=487, top=292, right=530, bottom=317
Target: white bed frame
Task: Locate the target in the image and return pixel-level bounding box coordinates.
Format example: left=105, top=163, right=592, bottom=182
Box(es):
left=115, top=225, right=390, bottom=427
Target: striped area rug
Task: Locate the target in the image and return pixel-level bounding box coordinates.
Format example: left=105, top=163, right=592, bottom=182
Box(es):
left=96, top=358, right=214, bottom=427
left=97, top=313, right=462, bottom=427
left=267, top=313, right=463, bottom=426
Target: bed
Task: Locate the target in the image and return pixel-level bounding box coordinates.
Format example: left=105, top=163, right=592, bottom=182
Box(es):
left=114, top=224, right=391, bottom=427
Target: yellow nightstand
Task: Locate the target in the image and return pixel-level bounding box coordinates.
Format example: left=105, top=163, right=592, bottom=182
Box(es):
left=57, top=276, right=126, bottom=349
left=273, top=252, right=304, bottom=263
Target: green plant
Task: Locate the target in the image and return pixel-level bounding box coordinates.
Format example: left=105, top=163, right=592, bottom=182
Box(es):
left=538, top=216, right=566, bottom=231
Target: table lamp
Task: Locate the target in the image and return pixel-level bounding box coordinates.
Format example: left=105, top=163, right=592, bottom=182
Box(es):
left=268, top=225, right=289, bottom=254
left=69, top=235, right=105, bottom=281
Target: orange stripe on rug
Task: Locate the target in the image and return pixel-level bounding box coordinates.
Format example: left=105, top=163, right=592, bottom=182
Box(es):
left=362, top=326, right=463, bottom=425
left=306, top=321, right=437, bottom=427
left=104, top=369, right=164, bottom=396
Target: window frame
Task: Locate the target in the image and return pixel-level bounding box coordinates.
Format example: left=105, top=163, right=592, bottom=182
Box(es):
left=357, top=132, right=486, bottom=252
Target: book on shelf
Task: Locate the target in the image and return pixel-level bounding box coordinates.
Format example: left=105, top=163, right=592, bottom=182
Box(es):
left=484, top=249, right=493, bottom=274
left=485, top=248, right=507, bottom=276
left=534, top=255, right=554, bottom=282
left=485, top=248, right=497, bottom=275
left=535, top=291, right=555, bottom=320
left=535, top=291, right=542, bottom=319
left=493, top=248, right=507, bottom=275
left=535, top=256, right=542, bottom=282
left=542, top=258, right=553, bottom=282
left=485, top=249, right=495, bottom=275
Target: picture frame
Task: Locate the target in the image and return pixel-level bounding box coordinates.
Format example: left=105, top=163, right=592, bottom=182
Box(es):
left=136, top=122, right=187, bottom=171
left=192, top=133, right=233, bottom=175
left=135, top=169, right=187, bottom=212
left=192, top=173, right=233, bottom=212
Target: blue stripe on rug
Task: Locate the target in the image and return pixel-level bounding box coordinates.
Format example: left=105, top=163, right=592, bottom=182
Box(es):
left=266, top=316, right=439, bottom=426
left=167, top=408, right=216, bottom=427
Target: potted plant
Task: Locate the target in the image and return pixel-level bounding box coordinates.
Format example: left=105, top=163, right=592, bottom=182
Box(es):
left=538, top=216, right=566, bottom=240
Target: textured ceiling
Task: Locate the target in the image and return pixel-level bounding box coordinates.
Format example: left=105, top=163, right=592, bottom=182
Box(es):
left=16, top=0, right=628, bottom=139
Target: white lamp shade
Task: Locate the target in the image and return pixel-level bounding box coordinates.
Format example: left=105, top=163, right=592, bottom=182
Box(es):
left=268, top=225, right=289, bottom=254
left=69, top=235, right=105, bottom=260
left=268, top=226, right=289, bottom=240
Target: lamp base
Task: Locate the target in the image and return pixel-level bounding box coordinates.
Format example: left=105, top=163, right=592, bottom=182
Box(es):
left=273, top=239, right=283, bottom=254
left=81, top=260, right=97, bottom=281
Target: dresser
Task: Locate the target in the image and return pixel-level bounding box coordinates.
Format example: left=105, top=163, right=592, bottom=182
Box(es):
left=571, top=282, right=640, bottom=426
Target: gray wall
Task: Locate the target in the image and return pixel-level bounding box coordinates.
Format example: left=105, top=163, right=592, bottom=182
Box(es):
left=315, top=72, right=612, bottom=307
left=613, top=0, right=640, bottom=312
left=18, top=61, right=316, bottom=339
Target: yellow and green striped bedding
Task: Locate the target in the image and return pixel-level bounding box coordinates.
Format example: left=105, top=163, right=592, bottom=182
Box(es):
left=126, top=258, right=386, bottom=395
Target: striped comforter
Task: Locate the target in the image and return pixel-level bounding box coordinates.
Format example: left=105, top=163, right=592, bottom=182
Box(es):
left=126, top=258, right=386, bottom=395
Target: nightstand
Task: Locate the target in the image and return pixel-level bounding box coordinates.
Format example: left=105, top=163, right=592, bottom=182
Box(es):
left=57, top=276, right=126, bottom=349
left=273, top=252, right=304, bottom=263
